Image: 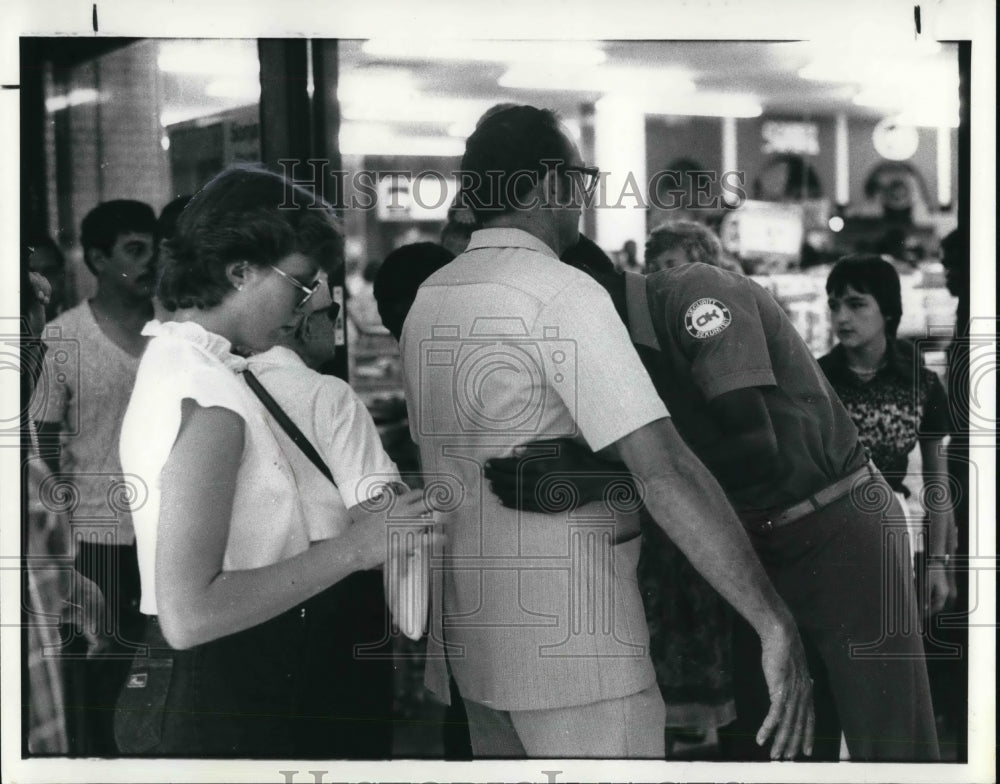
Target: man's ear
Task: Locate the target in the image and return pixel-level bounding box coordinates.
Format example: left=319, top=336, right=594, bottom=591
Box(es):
left=224, top=261, right=250, bottom=291
left=87, top=248, right=107, bottom=274
left=541, top=166, right=563, bottom=207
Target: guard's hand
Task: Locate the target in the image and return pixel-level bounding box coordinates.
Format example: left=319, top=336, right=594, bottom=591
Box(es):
left=927, top=564, right=951, bottom=616
left=757, top=621, right=815, bottom=759
left=484, top=438, right=628, bottom=512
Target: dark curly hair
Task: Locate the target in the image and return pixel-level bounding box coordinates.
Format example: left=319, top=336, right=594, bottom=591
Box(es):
left=80, top=200, right=158, bottom=274
left=157, top=166, right=343, bottom=311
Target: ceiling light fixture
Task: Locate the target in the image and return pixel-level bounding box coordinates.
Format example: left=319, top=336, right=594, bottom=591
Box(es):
left=204, top=78, right=261, bottom=101
left=498, top=64, right=695, bottom=94
left=342, top=95, right=497, bottom=126
left=45, top=88, right=101, bottom=112
left=339, top=122, right=465, bottom=157
left=641, top=92, right=763, bottom=119
left=362, top=38, right=606, bottom=67
left=157, top=40, right=260, bottom=76
left=338, top=68, right=418, bottom=104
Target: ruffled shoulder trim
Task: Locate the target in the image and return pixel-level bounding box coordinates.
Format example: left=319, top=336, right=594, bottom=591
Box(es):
left=142, top=319, right=248, bottom=371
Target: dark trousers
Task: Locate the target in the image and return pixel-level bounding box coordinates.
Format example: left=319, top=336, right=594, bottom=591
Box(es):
left=719, top=482, right=939, bottom=761
left=64, top=542, right=144, bottom=756
left=120, top=570, right=393, bottom=759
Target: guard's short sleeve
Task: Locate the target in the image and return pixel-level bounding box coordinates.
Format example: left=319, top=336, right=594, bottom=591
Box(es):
left=542, top=275, right=668, bottom=452
left=666, top=268, right=777, bottom=401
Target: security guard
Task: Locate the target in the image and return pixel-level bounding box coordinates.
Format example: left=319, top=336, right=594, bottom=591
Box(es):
left=487, top=260, right=939, bottom=762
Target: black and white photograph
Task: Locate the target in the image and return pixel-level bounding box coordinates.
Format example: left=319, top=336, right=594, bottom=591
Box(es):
left=1, top=1, right=995, bottom=782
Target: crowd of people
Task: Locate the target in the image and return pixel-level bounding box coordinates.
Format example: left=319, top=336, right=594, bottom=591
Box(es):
left=20, top=102, right=969, bottom=761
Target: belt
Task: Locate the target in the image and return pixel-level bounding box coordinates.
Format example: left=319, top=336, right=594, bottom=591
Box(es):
left=743, top=460, right=879, bottom=535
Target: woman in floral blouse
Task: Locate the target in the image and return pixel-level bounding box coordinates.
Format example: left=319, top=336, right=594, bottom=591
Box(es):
left=819, top=254, right=955, bottom=617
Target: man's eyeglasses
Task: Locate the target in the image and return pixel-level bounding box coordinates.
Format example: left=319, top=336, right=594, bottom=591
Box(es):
left=561, top=165, right=601, bottom=198
left=268, top=265, right=322, bottom=310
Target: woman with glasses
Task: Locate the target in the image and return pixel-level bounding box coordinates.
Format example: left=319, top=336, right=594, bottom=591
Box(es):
left=242, top=286, right=425, bottom=759
left=117, top=166, right=435, bottom=757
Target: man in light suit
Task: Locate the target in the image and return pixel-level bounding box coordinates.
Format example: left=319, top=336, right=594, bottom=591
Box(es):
left=400, top=104, right=814, bottom=759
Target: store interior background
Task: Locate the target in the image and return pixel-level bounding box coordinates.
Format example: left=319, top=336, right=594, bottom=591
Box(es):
left=21, top=36, right=967, bottom=758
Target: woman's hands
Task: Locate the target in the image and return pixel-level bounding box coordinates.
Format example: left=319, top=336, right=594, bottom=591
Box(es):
left=346, top=486, right=447, bottom=572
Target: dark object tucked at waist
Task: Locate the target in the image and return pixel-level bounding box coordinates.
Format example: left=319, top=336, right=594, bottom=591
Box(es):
left=739, top=460, right=880, bottom=535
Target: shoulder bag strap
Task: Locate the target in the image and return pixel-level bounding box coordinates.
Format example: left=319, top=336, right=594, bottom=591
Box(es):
left=242, top=368, right=336, bottom=487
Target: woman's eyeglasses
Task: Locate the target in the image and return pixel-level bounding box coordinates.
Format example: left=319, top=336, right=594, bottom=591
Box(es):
left=268, top=265, right=322, bottom=310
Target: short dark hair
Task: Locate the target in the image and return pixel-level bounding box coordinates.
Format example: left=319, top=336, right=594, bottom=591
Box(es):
left=158, top=166, right=343, bottom=311
left=560, top=234, right=618, bottom=277
left=826, top=254, right=903, bottom=338
left=80, top=200, right=158, bottom=273
left=460, top=104, right=575, bottom=223
left=373, top=242, right=454, bottom=340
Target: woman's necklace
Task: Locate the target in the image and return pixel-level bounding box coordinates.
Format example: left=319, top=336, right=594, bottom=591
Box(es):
left=847, top=358, right=887, bottom=381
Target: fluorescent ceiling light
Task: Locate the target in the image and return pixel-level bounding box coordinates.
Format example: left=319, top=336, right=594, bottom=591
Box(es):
left=160, top=106, right=228, bottom=127
left=641, top=92, right=763, bottom=119
left=362, top=39, right=606, bottom=66
left=339, top=68, right=418, bottom=104
left=894, top=110, right=960, bottom=129
left=205, top=78, right=261, bottom=101
left=800, top=56, right=957, bottom=88
left=791, top=36, right=942, bottom=61
left=449, top=115, right=581, bottom=142
left=498, top=64, right=695, bottom=94
left=852, top=80, right=959, bottom=127
left=342, top=94, right=496, bottom=125
left=447, top=120, right=476, bottom=138
left=863, top=101, right=960, bottom=128
left=157, top=40, right=259, bottom=75
left=340, top=122, right=465, bottom=157
left=45, top=88, right=100, bottom=112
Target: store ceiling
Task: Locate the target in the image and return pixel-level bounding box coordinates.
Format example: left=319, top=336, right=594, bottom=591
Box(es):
left=339, top=38, right=959, bottom=121
left=151, top=38, right=960, bottom=152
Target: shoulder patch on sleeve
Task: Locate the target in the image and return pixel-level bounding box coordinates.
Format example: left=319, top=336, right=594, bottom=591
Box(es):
left=684, top=298, right=732, bottom=339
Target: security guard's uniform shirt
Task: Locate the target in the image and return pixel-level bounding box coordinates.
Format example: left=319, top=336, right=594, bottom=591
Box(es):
left=628, top=263, right=867, bottom=517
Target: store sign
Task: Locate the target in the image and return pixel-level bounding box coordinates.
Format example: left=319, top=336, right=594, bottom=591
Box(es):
left=376, top=174, right=456, bottom=222
left=762, top=120, right=820, bottom=156
left=722, top=199, right=804, bottom=259
left=223, top=114, right=260, bottom=163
